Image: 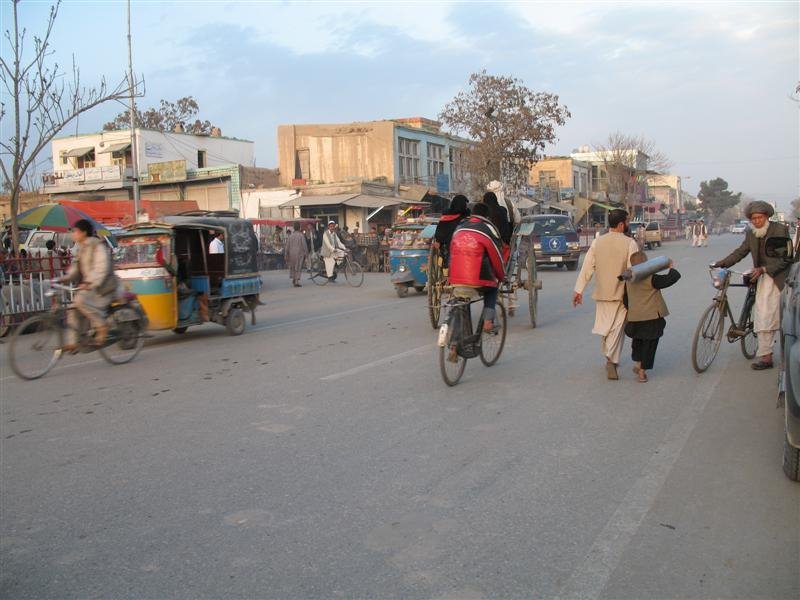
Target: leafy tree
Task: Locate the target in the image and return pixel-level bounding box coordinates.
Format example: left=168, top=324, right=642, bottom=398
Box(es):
left=439, top=70, right=570, bottom=195
left=697, top=177, right=742, bottom=219
left=0, top=0, right=139, bottom=247
left=104, top=96, right=215, bottom=134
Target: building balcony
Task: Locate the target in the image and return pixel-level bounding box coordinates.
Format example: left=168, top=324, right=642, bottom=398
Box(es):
left=42, top=165, right=133, bottom=192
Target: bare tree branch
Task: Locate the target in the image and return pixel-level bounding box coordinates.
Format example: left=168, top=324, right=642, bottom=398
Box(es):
left=0, top=0, right=143, bottom=245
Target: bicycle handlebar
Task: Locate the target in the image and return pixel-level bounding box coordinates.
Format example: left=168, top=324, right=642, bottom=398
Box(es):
left=49, top=281, right=77, bottom=292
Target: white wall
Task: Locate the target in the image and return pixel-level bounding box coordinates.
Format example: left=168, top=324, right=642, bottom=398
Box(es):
left=51, top=129, right=254, bottom=174
left=240, top=189, right=300, bottom=219
left=137, top=130, right=253, bottom=171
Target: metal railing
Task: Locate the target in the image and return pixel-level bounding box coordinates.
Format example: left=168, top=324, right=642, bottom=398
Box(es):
left=1, top=255, right=73, bottom=333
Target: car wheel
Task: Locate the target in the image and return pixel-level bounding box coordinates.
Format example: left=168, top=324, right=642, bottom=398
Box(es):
left=783, top=430, right=800, bottom=481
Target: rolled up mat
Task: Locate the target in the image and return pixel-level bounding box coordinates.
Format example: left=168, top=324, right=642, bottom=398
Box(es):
left=618, top=255, right=671, bottom=282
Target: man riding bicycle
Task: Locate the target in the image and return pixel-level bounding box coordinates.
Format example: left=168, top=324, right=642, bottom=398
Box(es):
left=712, top=201, right=791, bottom=370
left=448, top=203, right=506, bottom=332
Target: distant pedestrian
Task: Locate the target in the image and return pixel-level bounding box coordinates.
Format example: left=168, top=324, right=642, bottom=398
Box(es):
left=623, top=252, right=681, bottom=383
left=284, top=222, right=308, bottom=287
left=692, top=220, right=707, bottom=247
left=209, top=232, right=224, bottom=254
left=573, top=209, right=639, bottom=380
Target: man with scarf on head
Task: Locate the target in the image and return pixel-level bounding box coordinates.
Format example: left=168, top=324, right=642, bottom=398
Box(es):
left=713, top=200, right=791, bottom=370
left=481, top=192, right=512, bottom=248
left=433, top=195, right=470, bottom=267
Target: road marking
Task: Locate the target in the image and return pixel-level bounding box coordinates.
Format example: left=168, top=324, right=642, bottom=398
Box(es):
left=249, top=300, right=404, bottom=332
left=320, top=344, right=432, bottom=382
left=555, top=367, right=725, bottom=600
left=0, top=301, right=405, bottom=383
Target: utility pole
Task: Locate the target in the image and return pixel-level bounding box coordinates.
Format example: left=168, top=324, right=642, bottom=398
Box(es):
left=126, top=0, right=140, bottom=220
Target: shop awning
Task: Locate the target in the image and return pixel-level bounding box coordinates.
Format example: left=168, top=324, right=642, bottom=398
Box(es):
left=279, top=194, right=358, bottom=208
left=343, top=195, right=405, bottom=209
left=64, top=146, right=95, bottom=158
left=97, top=142, right=131, bottom=154
left=590, top=200, right=620, bottom=211
left=547, top=201, right=577, bottom=213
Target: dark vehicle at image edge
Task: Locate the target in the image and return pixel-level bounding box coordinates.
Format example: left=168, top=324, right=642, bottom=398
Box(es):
left=774, top=238, right=800, bottom=481
left=529, top=214, right=581, bottom=271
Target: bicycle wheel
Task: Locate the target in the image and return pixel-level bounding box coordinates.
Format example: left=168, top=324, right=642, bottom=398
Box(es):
left=740, top=297, right=757, bottom=360
left=439, top=307, right=467, bottom=386
left=8, top=314, right=62, bottom=380
left=480, top=301, right=507, bottom=366
left=309, top=256, right=328, bottom=286
left=427, top=249, right=442, bottom=329
left=344, top=258, right=364, bottom=287
left=527, top=251, right=538, bottom=328
left=691, top=302, right=725, bottom=373
left=100, top=307, right=145, bottom=365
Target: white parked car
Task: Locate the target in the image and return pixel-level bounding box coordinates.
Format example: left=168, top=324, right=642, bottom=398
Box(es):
left=730, top=222, right=749, bottom=234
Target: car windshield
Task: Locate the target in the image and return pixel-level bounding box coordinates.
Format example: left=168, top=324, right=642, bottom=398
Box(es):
left=646, top=223, right=659, bottom=231
left=115, top=234, right=171, bottom=268
left=390, top=229, right=428, bottom=249
left=531, top=217, right=574, bottom=236
left=629, top=223, right=644, bottom=232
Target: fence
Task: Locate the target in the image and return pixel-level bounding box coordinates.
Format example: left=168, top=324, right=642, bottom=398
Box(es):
left=1, top=255, right=72, bottom=333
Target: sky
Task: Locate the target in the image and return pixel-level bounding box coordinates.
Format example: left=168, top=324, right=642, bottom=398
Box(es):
left=2, top=0, right=798, bottom=208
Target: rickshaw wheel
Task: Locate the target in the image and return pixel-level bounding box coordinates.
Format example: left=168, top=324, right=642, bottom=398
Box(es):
left=396, top=285, right=409, bottom=298
left=527, top=252, right=538, bottom=329
left=427, top=249, right=442, bottom=329
left=414, top=286, right=425, bottom=294
left=225, top=307, right=246, bottom=336
left=173, top=327, right=188, bottom=334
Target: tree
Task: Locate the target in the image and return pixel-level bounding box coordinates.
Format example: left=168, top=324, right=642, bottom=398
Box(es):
left=0, top=0, right=141, bottom=245
left=104, top=96, right=215, bottom=134
left=439, top=70, right=570, bottom=195
left=790, top=196, right=800, bottom=218
left=592, top=132, right=671, bottom=212
left=697, top=177, right=742, bottom=219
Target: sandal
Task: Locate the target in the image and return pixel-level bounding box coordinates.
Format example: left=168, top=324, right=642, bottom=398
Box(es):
left=637, top=371, right=648, bottom=383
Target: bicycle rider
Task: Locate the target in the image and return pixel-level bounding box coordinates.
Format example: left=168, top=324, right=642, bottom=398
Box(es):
left=711, top=201, right=791, bottom=370
left=448, top=203, right=506, bottom=332
left=433, top=194, right=470, bottom=268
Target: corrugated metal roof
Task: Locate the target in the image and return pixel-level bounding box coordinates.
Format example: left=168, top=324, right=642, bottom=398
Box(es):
left=343, top=195, right=404, bottom=208
left=97, top=142, right=131, bottom=154
left=64, top=146, right=95, bottom=157
left=279, top=194, right=358, bottom=207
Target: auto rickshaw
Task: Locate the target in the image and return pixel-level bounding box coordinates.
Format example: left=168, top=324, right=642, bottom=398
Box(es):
left=113, top=213, right=262, bottom=336
left=388, top=220, right=435, bottom=297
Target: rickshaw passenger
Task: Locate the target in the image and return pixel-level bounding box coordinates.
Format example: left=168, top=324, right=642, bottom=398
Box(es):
left=448, top=203, right=506, bottom=332
left=433, top=195, right=470, bottom=266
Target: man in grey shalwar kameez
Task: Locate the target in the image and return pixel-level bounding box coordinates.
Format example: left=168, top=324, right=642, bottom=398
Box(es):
left=284, top=222, right=309, bottom=287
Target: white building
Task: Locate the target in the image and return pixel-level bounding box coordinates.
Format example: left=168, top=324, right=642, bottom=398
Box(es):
left=43, top=128, right=254, bottom=195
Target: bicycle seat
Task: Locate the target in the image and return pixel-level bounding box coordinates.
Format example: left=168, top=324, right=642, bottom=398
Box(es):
left=452, top=286, right=480, bottom=301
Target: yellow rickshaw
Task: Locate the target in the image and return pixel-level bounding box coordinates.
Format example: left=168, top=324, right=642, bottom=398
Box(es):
left=113, top=214, right=262, bottom=336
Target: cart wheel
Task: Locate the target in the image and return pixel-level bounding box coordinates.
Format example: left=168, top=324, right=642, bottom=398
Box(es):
left=225, top=307, right=246, bottom=336
left=396, top=285, right=408, bottom=298
left=428, top=249, right=442, bottom=329
left=527, top=252, right=538, bottom=328
left=414, top=286, right=425, bottom=294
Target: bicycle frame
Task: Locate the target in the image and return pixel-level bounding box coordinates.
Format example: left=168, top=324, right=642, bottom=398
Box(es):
left=711, top=270, right=757, bottom=342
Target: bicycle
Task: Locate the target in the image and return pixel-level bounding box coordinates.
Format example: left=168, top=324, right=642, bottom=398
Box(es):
left=691, top=267, right=757, bottom=373
left=308, top=251, right=364, bottom=287
left=437, top=286, right=507, bottom=386
left=8, top=283, right=146, bottom=380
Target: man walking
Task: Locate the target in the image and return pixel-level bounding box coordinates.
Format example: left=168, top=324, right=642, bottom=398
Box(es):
left=713, top=201, right=790, bottom=369
left=573, top=209, right=639, bottom=380
left=284, top=222, right=308, bottom=287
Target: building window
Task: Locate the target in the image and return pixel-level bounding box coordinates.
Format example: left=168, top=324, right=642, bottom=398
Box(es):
left=449, top=147, right=466, bottom=184
left=197, top=150, right=207, bottom=168
left=539, top=170, right=557, bottom=188
left=111, top=149, right=131, bottom=168
left=77, top=149, right=95, bottom=169
left=427, top=143, right=445, bottom=179
left=295, top=148, right=310, bottom=180
left=398, top=137, right=420, bottom=183
left=59, top=153, right=68, bottom=166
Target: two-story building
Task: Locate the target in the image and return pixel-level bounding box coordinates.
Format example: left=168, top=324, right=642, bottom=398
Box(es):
left=41, top=128, right=275, bottom=218
left=645, top=173, right=687, bottom=213
left=277, top=117, right=469, bottom=193
left=528, top=157, right=592, bottom=222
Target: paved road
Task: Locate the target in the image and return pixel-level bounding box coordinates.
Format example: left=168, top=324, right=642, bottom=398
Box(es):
left=1, top=233, right=798, bottom=599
